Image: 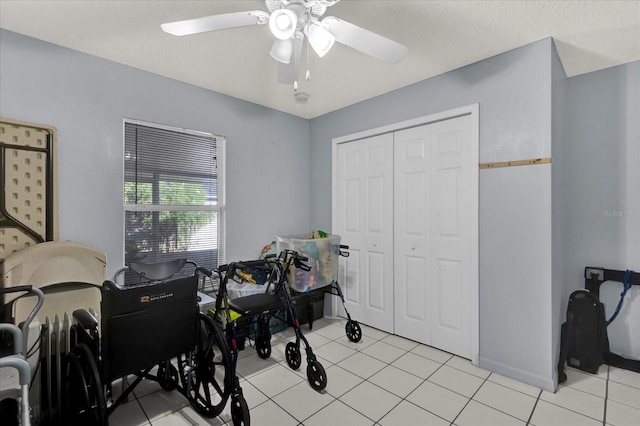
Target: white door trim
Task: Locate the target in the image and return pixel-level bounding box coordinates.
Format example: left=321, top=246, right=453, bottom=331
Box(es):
left=331, top=104, right=479, bottom=365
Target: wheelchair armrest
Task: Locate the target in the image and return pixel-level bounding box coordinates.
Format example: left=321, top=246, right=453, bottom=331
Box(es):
left=195, top=266, right=213, bottom=278
left=0, top=285, right=33, bottom=295
left=72, top=309, right=98, bottom=331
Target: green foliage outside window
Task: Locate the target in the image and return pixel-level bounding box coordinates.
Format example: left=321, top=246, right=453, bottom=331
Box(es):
left=124, top=181, right=212, bottom=258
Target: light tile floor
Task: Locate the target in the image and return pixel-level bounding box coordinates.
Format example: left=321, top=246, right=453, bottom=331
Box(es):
left=112, top=317, right=640, bottom=426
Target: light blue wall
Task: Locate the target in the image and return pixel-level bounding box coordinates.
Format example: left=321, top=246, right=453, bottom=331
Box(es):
left=0, top=29, right=311, bottom=277
left=310, top=40, right=553, bottom=228
left=560, top=61, right=640, bottom=359
left=551, top=40, right=569, bottom=385
left=310, top=39, right=556, bottom=390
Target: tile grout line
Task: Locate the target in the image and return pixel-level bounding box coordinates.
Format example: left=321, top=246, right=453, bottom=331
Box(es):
left=325, top=328, right=536, bottom=426
left=449, top=371, right=491, bottom=426
left=602, top=365, right=609, bottom=426
left=394, top=356, right=456, bottom=425
left=296, top=344, right=407, bottom=425
left=542, top=379, right=611, bottom=423
left=261, top=324, right=443, bottom=425
left=359, top=350, right=542, bottom=426
left=245, top=326, right=354, bottom=425
left=134, top=394, right=153, bottom=425
left=462, top=377, right=535, bottom=425
left=357, top=353, right=442, bottom=425
left=333, top=348, right=453, bottom=425
left=248, top=320, right=636, bottom=426
left=135, top=321, right=640, bottom=426
left=525, top=388, right=543, bottom=426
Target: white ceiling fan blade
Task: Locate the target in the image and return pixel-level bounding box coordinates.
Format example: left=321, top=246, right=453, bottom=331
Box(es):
left=322, top=16, right=407, bottom=63
left=278, top=34, right=303, bottom=84
left=161, top=11, right=269, bottom=36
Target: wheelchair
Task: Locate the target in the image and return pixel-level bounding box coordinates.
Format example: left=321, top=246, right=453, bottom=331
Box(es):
left=63, top=259, right=246, bottom=425
left=212, top=250, right=327, bottom=391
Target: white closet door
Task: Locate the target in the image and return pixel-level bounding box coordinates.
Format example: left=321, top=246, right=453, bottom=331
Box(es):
left=335, top=133, right=394, bottom=332
left=394, top=114, right=476, bottom=358
left=393, top=125, right=432, bottom=344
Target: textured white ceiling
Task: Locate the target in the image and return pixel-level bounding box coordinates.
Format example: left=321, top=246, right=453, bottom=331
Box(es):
left=1, top=0, right=639, bottom=119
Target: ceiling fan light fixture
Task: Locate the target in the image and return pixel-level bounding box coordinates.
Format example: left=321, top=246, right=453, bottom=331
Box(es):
left=306, top=21, right=335, bottom=57
left=295, top=92, right=309, bottom=104
left=270, top=38, right=293, bottom=63
left=269, top=9, right=298, bottom=40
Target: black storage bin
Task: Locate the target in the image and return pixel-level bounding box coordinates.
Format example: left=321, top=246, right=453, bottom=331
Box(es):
left=290, top=288, right=325, bottom=330
left=228, top=308, right=288, bottom=350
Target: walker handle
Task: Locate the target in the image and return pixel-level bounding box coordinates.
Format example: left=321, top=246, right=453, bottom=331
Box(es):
left=291, top=252, right=311, bottom=271
left=235, top=259, right=269, bottom=269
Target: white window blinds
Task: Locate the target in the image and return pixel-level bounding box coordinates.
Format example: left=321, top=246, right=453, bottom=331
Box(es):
left=123, top=120, right=224, bottom=276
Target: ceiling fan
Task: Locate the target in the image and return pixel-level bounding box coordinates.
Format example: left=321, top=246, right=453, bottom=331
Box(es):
left=161, top=0, right=407, bottom=87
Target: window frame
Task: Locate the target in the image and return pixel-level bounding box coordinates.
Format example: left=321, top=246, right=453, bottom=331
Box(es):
left=122, top=118, right=225, bottom=271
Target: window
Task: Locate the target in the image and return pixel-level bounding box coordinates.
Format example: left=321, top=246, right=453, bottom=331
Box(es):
left=123, top=120, right=224, bottom=277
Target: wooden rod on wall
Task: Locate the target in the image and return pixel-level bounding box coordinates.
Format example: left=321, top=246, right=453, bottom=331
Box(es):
left=479, top=157, right=551, bottom=169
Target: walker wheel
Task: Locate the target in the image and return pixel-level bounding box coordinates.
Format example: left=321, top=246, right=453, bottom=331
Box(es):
left=231, top=393, right=250, bottom=426
left=345, top=320, right=362, bottom=343
left=256, top=335, right=271, bottom=359
left=306, top=359, right=327, bottom=391
left=285, top=342, right=302, bottom=370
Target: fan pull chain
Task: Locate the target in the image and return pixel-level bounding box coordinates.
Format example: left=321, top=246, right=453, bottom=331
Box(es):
left=294, top=34, right=311, bottom=91
left=306, top=35, right=311, bottom=81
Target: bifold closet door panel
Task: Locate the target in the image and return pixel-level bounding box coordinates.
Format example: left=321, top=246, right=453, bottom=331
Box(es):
left=335, top=134, right=394, bottom=333
left=394, top=114, right=475, bottom=359
left=393, top=125, right=432, bottom=345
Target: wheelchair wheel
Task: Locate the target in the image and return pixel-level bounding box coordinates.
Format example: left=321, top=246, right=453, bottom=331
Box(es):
left=285, top=342, right=301, bottom=370
left=178, top=313, right=232, bottom=418
left=255, top=335, right=271, bottom=359
left=306, top=359, right=327, bottom=391
left=63, top=343, right=107, bottom=426
left=157, top=360, right=178, bottom=391
left=345, top=320, right=362, bottom=343
left=231, top=392, right=250, bottom=426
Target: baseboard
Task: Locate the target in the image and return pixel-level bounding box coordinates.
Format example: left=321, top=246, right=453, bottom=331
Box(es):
left=479, top=356, right=556, bottom=393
